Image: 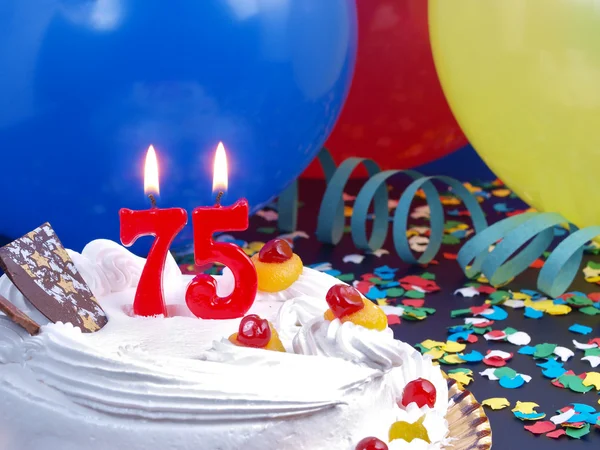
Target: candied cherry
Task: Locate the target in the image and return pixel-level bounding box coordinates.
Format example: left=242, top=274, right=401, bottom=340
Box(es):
left=400, top=378, right=437, bottom=409
left=389, top=416, right=430, bottom=444
left=355, top=436, right=389, bottom=450
left=324, top=284, right=388, bottom=331
left=237, top=314, right=271, bottom=348
left=251, top=238, right=303, bottom=293
left=258, top=239, right=293, bottom=263
left=229, top=315, right=286, bottom=352
left=326, top=284, right=365, bottom=318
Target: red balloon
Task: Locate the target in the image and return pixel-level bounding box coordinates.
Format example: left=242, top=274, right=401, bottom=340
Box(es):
left=302, top=0, right=466, bottom=177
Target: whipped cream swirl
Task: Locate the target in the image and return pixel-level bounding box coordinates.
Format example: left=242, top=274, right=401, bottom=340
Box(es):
left=275, top=295, right=328, bottom=350
left=293, top=317, right=411, bottom=371
left=73, top=239, right=181, bottom=296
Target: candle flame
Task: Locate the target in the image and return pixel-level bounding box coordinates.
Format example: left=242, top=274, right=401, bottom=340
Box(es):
left=212, top=142, right=228, bottom=194
left=144, top=145, right=160, bottom=196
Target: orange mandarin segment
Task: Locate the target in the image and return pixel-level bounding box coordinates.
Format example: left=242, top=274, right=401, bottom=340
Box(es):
left=324, top=309, right=335, bottom=321
left=389, top=416, right=430, bottom=444
left=251, top=253, right=303, bottom=292
left=346, top=299, right=388, bottom=331
left=228, top=324, right=286, bottom=352
left=324, top=298, right=388, bottom=331
left=264, top=325, right=286, bottom=352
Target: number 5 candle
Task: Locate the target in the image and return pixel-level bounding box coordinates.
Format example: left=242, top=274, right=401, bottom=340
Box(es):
left=120, top=146, right=188, bottom=317
left=185, top=143, right=258, bottom=320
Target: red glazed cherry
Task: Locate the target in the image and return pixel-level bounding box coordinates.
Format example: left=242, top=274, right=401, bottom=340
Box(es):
left=237, top=314, right=271, bottom=348
left=400, top=378, right=437, bottom=408
left=258, top=238, right=293, bottom=263
left=356, top=437, right=389, bottom=450
left=326, top=284, right=364, bottom=318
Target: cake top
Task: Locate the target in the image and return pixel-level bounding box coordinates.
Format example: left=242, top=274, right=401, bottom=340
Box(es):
left=0, top=237, right=450, bottom=449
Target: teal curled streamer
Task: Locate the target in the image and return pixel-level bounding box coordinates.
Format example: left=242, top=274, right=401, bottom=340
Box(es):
left=277, top=148, right=600, bottom=296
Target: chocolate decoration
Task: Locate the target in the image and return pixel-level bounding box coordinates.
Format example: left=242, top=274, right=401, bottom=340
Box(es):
left=0, top=294, right=40, bottom=335
left=0, top=223, right=107, bottom=333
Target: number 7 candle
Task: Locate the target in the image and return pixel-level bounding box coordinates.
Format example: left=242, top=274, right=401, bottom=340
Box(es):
left=120, top=145, right=188, bottom=317
left=185, top=143, right=258, bottom=320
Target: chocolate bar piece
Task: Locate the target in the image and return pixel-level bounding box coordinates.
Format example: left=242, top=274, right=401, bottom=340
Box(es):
left=0, top=223, right=107, bottom=333
left=0, top=294, right=40, bottom=335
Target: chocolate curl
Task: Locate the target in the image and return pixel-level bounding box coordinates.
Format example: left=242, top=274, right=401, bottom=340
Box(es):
left=0, top=294, right=40, bottom=336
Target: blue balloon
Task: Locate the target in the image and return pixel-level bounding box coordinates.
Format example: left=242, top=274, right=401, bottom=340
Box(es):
left=0, top=0, right=357, bottom=251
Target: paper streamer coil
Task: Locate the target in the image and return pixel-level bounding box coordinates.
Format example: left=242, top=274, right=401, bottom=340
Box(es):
left=278, top=149, right=600, bottom=298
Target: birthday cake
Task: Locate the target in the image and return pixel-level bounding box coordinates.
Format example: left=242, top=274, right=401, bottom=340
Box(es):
left=0, top=231, right=449, bottom=450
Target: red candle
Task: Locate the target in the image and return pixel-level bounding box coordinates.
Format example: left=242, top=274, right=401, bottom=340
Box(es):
left=120, top=145, right=188, bottom=317
left=185, top=143, right=258, bottom=319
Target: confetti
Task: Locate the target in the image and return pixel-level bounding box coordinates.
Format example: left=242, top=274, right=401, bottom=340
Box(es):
left=557, top=374, right=593, bottom=393
left=442, top=341, right=466, bottom=353
left=512, top=401, right=541, bottom=415
left=486, top=350, right=513, bottom=360
left=573, top=339, right=598, bottom=350
left=499, top=375, right=526, bottom=389
left=386, top=288, right=406, bottom=298
left=482, top=398, right=510, bottom=410
left=483, top=356, right=508, bottom=367
left=439, top=354, right=465, bottom=365
left=524, top=307, right=544, bottom=319
left=484, top=330, right=507, bottom=341
left=518, top=346, right=536, bottom=355
left=409, top=235, right=429, bottom=252
left=533, top=343, right=557, bottom=359
left=454, top=287, right=480, bottom=297
left=402, top=299, right=424, bottom=308
left=494, top=367, right=518, bottom=379
left=550, top=409, right=577, bottom=425
left=387, top=314, right=401, bottom=325
left=503, top=299, right=525, bottom=309
left=568, top=324, right=593, bottom=335
left=480, top=306, right=508, bottom=321
left=553, top=346, right=575, bottom=362
left=479, top=368, right=499, bottom=381
left=582, top=372, right=600, bottom=389
left=546, top=429, right=567, bottom=439
left=506, top=331, right=531, bottom=346
left=565, top=423, right=591, bottom=439
left=447, top=368, right=474, bottom=386
left=460, top=350, right=484, bottom=363
left=524, top=421, right=556, bottom=435
left=369, top=249, right=390, bottom=258
left=342, top=254, right=365, bottom=264
left=513, top=411, right=547, bottom=421
left=581, top=355, right=600, bottom=368
left=242, top=180, right=600, bottom=444
left=570, top=403, right=597, bottom=413
left=579, top=306, right=600, bottom=315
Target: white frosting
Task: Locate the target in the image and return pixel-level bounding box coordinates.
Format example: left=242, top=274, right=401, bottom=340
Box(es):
left=275, top=295, right=329, bottom=350
left=0, top=239, right=449, bottom=450
left=0, top=274, right=49, bottom=325
left=293, top=317, right=408, bottom=371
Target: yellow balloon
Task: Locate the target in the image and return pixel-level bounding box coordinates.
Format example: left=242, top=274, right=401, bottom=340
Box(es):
left=429, top=0, right=600, bottom=229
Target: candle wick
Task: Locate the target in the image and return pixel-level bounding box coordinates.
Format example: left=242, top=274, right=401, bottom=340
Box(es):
left=148, top=193, right=157, bottom=208
left=215, top=191, right=224, bottom=207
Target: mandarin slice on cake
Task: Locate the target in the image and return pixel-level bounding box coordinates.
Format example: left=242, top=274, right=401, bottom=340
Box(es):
left=389, top=415, right=430, bottom=444
left=228, top=314, right=285, bottom=352
left=324, top=284, right=388, bottom=331
left=251, top=239, right=303, bottom=292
